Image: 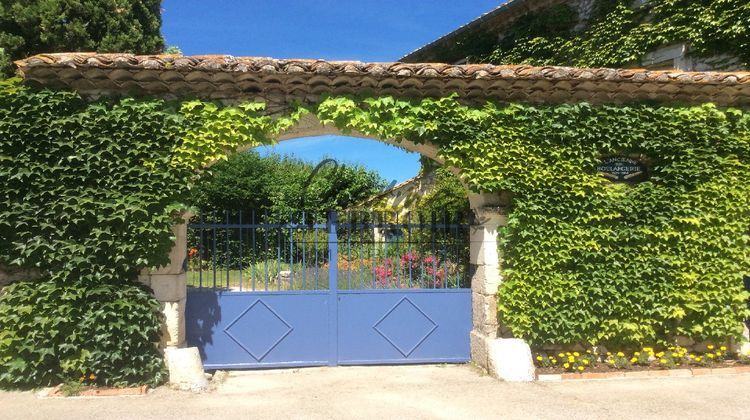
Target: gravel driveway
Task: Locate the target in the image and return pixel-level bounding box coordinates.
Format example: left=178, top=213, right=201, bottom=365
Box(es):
left=1, top=364, right=748, bottom=420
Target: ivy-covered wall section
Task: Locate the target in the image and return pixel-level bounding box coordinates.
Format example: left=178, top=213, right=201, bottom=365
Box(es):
left=316, top=96, right=750, bottom=347
left=1, top=80, right=749, bottom=386
left=441, top=0, right=750, bottom=69
left=0, top=80, right=293, bottom=388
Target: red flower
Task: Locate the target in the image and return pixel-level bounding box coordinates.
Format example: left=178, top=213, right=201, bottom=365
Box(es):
left=188, top=247, right=199, bottom=258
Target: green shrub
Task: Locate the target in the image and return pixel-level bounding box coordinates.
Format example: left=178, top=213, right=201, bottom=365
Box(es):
left=0, top=278, right=166, bottom=389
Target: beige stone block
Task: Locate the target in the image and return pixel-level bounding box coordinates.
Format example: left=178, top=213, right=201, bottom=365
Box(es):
left=470, top=330, right=491, bottom=370
left=0, top=264, right=41, bottom=287
left=137, top=275, right=151, bottom=287
left=469, top=228, right=503, bottom=267
left=160, top=297, right=186, bottom=348
left=674, top=335, right=695, bottom=348
left=164, top=347, right=208, bottom=392
left=150, top=273, right=187, bottom=302
left=472, top=292, right=498, bottom=333
left=488, top=338, right=536, bottom=382
left=150, top=221, right=188, bottom=275
left=470, top=264, right=502, bottom=295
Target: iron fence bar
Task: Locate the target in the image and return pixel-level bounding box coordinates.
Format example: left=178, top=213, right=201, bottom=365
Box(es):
left=251, top=210, right=256, bottom=292
left=443, top=211, right=449, bottom=289
left=419, top=212, right=425, bottom=289
left=383, top=211, right=388, bottom=288
left=371, top=211, right=376, bottom=289
left=191, top=223, right=328, bottom=229
left=239, top=210, right=243, bottom=292
left=302, top=211, right=307, bottom=290
left=263, top=211, right=268, bottom=292
left=407, top=212, right=412, bottom=288
left=289, top=212, right=294, bottom=291
left=212, top=213, right=217, bottom=289
left=314, top=217, right=319, bottom=290
left=276, top=228, right=283, bottom=291
left=327, top=210, right=339, bottom=366
left=226, top=210, right=230, bottom=289
left=347, top=210, right=351, bottom=289
left=453, top=211, right=459, bottom=289
left=396, top=211, right=401, bottom=289
left=198, top=213, right=203, bottom=289
left=431, top=212, right=437, bottom=289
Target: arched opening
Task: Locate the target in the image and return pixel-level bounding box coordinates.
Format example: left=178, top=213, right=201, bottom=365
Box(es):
left=178, top=116, right=497, bottom=369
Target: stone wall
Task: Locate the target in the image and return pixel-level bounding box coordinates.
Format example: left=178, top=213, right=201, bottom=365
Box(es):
left=138, top=213, right=190, bottom=349
left=0, top=264, right=41, bottom=288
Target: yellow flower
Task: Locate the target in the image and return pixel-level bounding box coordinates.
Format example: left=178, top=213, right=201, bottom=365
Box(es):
left=616, top=352, right=625, bottom=357
left=583, top=359, right=590, bottom=365
left=89, top=374, right=96, bottom=380
left=688, top=354, right=695, bottom=359
left=568, top=356, right=575, bottom=362
left=707, top=353, right=715, bottom=359
left=573, top=352, right=580, bottom=357
left=558, top=353, right=565, bottom=358
left=564, top=363, right=570, bottom=369
left=720, top=346, right=727, bottom=351
left=586, top=350, right=592, bottom=354
left=634, top=352, right=640, bottom=356
left=656, top=352, right=664, bottom=357
left=660, top=359, right=667, bottom=364
left=577, top=366, right=584, bottom=372
left=536, top=356, right=543, bottom=361
left=671, top=353, right=678, bottom=358
left=707, top=345, right=715, bottom=350
left=607, top=359, right=615, bottom=364
left=630, top=357, right=637, bottom=363
left=551, top=359, right=557, bottom=364
left=715, top=351, right=722, bottom=356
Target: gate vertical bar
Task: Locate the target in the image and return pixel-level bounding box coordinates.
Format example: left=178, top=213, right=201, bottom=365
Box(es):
left=327, top=210, right=339, bottom=366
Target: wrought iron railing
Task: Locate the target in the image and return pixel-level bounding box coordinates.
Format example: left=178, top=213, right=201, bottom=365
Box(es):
left=186, top=210, right=470, bottom=291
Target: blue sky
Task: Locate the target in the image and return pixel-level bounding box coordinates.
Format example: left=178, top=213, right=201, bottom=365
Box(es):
left=161, top=0, right=501, bottom=182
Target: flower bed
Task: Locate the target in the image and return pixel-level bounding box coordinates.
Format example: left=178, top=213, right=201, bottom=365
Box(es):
left=534, top=345, right=750, bottom=376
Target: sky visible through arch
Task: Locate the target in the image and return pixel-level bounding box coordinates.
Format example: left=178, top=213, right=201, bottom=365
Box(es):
left=162, top=0, right=502, bottom=182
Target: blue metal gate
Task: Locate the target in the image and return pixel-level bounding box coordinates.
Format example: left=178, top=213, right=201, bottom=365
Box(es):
left=185, top=211, right=471, bottom=369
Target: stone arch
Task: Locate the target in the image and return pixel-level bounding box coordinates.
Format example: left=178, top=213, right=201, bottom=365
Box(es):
left=145, top=109, right=507, bottom=374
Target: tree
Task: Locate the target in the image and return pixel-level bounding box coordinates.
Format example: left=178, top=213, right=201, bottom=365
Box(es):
left=190, top=151, right=386, bottom=221
left=0, top=1, right=165, bottom=75
left=419, top=167, right=469, bottom=218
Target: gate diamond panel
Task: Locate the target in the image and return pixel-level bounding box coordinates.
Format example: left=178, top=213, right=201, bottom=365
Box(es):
left=373, top=297, right=438, bottom=357
left=224, top=299, right=293, bottom=361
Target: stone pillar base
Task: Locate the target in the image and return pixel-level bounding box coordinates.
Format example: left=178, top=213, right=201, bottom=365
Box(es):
left=165, top=347, right=208, bottom=392
left=487, top=338, right=535, bottom=382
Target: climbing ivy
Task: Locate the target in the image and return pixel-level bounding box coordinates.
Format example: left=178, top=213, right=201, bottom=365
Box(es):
left=1, top=79, right=749, bottom=379
left=316, top=95, right=750, bottom=347
left=474, top=0, right=750, bottom=69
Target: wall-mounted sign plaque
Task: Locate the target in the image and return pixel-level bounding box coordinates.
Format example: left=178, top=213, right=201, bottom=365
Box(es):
left=597, top=156, right=648, bottom=183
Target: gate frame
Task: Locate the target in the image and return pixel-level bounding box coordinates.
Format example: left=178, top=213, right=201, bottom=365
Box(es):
left=139, top=119, right=509, bottom=373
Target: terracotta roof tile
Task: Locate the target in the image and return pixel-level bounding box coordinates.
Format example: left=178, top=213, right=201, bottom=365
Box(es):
left=13, top=53, right=750, bottom=107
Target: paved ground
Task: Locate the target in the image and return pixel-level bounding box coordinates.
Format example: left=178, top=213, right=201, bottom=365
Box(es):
left=1, top=365, right=748, bottom=419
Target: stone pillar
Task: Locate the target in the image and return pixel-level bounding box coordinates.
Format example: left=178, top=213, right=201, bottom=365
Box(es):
left=467, top=192, right=504, bottom=370
left=138, top=213, right=190, bottom=349
left=468, top=192, right=535, bottom=381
